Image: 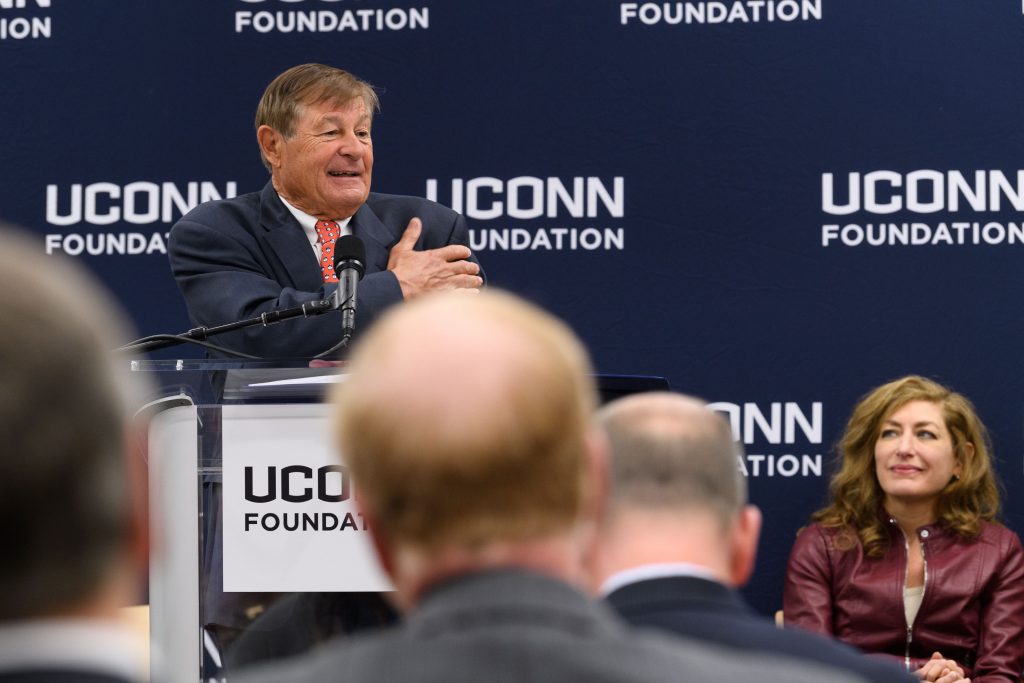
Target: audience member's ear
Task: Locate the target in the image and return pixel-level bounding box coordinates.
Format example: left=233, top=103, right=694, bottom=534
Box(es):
left=583, top=426, right=611, bottom=526
left=124, top=422, right=150, bottom=598
left=354, top=494, right=422, bottom=614
left=576, top=427, right=611, bottom=585
left=729, top=504, right=762, bottom=588
left=354, top=491, right=394, bottom=580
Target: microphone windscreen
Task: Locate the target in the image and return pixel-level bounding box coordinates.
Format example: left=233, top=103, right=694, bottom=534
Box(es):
left=334, top=234, right=366, bottom=277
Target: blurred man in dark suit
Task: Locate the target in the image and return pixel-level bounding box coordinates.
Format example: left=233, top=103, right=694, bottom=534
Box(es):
left=589, top=391, right=915, bottom=683
left=237, top=292, right=867, bottom=683
left=0, top=227, right=148, bottom=683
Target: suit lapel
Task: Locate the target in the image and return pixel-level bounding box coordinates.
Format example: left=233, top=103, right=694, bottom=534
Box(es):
left=351, top=198, right=395, bottom=274
left=257, top=184, right=396, bottom=283
left=258, top=181, right=322, bottom=289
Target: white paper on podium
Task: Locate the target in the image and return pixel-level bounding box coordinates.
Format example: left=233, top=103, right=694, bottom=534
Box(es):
left=221, top=403, right=393, bottom=592
left=248, top=374, right=348, bottom=387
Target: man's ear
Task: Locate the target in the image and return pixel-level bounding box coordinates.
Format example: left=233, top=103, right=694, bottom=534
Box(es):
left=355, top=490, right=394, bottom=581
left=256, top=125, right=283, bottom=169
left=583, top=426, right=611, bottom=527
left=729, top=504, right=762, bottom=588
left=575, top=427, right=611, bottom=584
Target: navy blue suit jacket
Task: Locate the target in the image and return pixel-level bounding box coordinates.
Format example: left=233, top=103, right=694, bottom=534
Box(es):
left=168, top=181, right=482, bottom=358
left=0, top=672, right=134, bottom=683
left=606, top=576, right=915, bottom=683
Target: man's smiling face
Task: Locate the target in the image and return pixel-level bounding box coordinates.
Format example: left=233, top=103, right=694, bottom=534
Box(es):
left=268, top=96, right=373, bottom=220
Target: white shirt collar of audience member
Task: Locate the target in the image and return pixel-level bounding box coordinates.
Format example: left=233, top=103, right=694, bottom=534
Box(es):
left=600, top=562, right=719, bottom=596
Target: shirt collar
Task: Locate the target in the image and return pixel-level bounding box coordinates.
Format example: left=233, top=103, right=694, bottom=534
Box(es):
left=278, top=194, right=353, bottom=248
left=599, top=562, right=720, bottom=597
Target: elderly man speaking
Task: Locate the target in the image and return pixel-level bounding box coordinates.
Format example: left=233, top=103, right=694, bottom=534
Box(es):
left=169, top=63, right=483, bottom=358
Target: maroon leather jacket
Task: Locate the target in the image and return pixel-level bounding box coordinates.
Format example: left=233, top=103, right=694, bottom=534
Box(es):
left=784, top=519, right=1024, bottom=682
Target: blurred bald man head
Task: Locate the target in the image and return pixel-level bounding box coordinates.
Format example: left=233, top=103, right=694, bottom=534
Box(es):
left=590, top=392, right=761, bottom=589
left=331, top=290, right=606, bottom=607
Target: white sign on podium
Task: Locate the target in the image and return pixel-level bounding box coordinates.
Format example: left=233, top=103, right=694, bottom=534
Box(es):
left=221, top=403, right=393, bottom=592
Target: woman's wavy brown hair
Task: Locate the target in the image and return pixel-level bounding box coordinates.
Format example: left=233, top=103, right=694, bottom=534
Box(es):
left=812, top=375, right=1001, bottom=557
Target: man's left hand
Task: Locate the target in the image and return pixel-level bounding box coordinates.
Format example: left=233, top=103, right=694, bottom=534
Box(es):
left=387, top=217, right=483, bottom=298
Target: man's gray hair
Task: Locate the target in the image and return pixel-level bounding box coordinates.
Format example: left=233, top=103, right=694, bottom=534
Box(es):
left=0, top=225, right=141, bottom=619
left=597, top=392, right=746, bottom=528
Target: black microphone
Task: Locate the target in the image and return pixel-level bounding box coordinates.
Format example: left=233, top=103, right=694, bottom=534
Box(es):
left=333, top=234, right=366, bottom=339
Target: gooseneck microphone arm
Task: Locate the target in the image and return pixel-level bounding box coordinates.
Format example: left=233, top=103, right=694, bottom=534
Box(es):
left=117, top=235, right=368, bottom=359
left=115, top=298, right=336, bottom=357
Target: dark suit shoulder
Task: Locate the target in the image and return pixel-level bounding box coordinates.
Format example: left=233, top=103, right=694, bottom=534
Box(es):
left=235, top=600, right=868, bottom=683
left=175, top=187, right=264, bottom=228
left=363, top=193, right=459, bottom=226
left=360, top=193, right=466, bottom=251
left=609, top=577, right=913, bottom=683
left=364, top=192, right=453, bottom=213
left=235, top=625, right=868, bottom=683
left=0, top=671, right=136, bottom=683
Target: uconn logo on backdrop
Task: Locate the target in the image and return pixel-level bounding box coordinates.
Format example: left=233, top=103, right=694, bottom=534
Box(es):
left=242, top=464, right=368, bottom=533
left=43, top=180, right=238, bottom=256
left=426, top=176, right=626, bottom=252
left=709, top=401, right=824, bottom=478
left=820, top=170, right=1024, bottom=248
left=235, top=0, right=428, bottom=34
left=0, top=0, right=51, bottom=41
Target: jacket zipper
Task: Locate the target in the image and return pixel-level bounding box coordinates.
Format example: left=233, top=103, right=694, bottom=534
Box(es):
left=903, top=531, right=912, bottom=671
left=902, top=527, right=929, bottom=672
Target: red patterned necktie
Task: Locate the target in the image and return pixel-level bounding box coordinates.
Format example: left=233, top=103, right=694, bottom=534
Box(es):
left=314, top=219, right=340, bottom=283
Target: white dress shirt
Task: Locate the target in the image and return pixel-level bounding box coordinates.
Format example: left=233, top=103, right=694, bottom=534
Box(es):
left=278, top=195, right=353, bottom=261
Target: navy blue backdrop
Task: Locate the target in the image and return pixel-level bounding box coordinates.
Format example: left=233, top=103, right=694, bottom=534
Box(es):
left=3, top=0, right=1024, bottom=616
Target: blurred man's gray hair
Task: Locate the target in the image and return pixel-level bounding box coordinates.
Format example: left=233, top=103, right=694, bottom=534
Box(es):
left=0, top=225, right=143, bottom=619
left=597, top=392, right=744, bottom=529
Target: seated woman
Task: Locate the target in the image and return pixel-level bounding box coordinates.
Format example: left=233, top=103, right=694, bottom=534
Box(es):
left=784, top=375, right=1024, bottom=683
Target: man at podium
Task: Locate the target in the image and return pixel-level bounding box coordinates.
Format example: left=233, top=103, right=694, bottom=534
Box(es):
left=169, top=63, right=484, bottom=359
